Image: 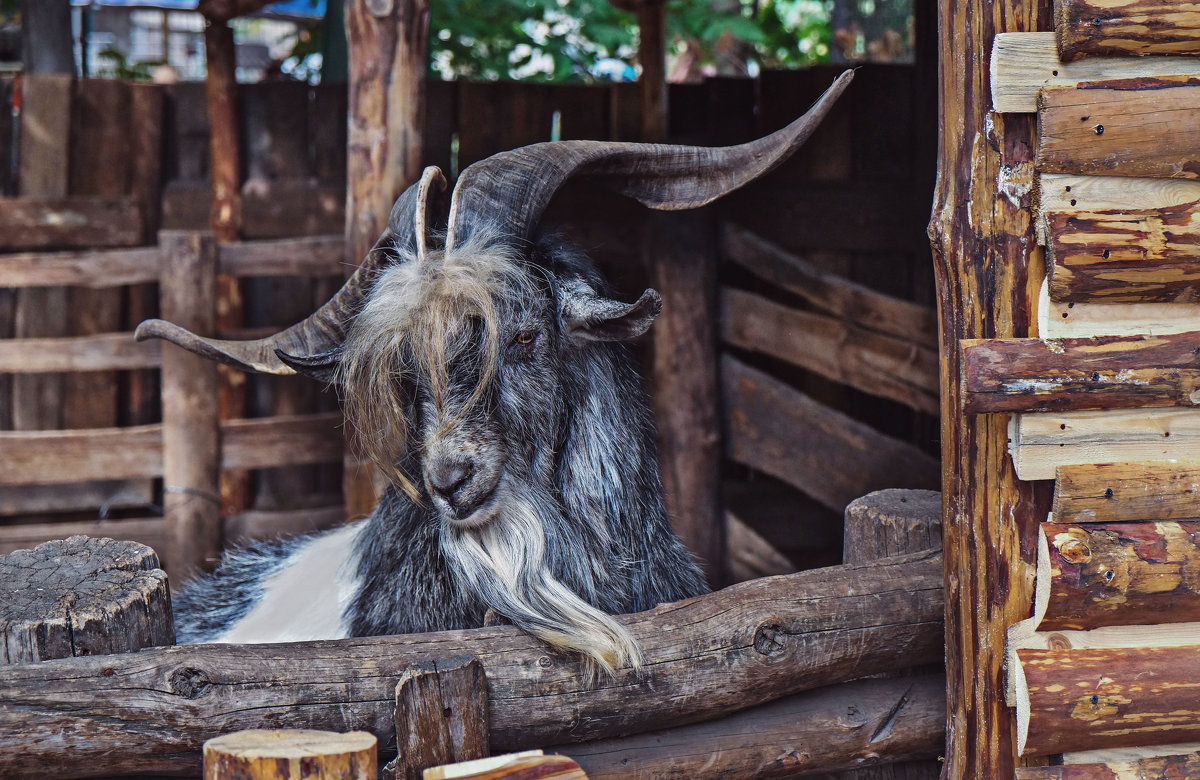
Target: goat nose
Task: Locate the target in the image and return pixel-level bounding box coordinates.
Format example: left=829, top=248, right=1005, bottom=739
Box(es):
left=428, top=458, right=474, bottom=504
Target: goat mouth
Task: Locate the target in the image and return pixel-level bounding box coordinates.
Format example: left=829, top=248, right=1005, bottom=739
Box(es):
left=439, top=485, right=502, bottom=531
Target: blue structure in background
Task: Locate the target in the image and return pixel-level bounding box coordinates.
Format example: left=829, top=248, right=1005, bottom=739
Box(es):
left=70, top=1, right=326, bottom=19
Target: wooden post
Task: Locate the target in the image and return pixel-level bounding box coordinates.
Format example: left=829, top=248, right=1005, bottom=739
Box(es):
left=384, top=656, right=489, bottom=780
left=0, top=536, right=174, bottom=664
left=930, top=0, right=1051, bottom=774
left=160, top=231, right=222, bottom=580
left=637, top=0, right=667, bottom=142
left=343, top=0, right=430, bottom=520
left=648, top=210, right=725, bottom=587
left=204, top=729, right=377, bottom=780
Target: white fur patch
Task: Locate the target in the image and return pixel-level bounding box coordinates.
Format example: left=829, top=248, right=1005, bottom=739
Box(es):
left=214, top=522, right=364, bottom=644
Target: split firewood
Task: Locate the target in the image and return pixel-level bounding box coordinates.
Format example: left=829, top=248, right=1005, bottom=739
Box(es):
left=424, top=751, right=586, bottom=780
left=203, top=729, right=377, bottom=780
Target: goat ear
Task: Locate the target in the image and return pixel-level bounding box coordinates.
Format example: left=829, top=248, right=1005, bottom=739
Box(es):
left=275, top=346, right=342, bottom=384
left=562, top=288, right=662, bottom=342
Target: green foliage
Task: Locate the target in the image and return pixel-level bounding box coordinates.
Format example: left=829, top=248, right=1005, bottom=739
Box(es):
left=94, top=48, right=162, bottom=81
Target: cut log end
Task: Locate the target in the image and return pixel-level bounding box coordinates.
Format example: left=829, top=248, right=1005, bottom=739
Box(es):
left=203, top=729, right=378, bottom=780
left=0, top=535, right=174, bottom=664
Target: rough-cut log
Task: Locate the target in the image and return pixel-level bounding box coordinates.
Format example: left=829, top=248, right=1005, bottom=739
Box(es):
left=1045, top=206, right=1200, bottom=303
left=1054, top=460, right=1200, bottom=524
left=0, top=549, right=943, bottom=777
left=0, top=536, right=173, bottom=664
left=203, top=729, right=377, bottom=780
left=1055, top=0, right=1200, bottom=62
left=722, top=357, right=940, bottom=514
left=963, top=333, right=1200, bottom=414
left=1015, top=645, right=1200, bottom=756
left=721, top=224, right=937, bottom=347
left=386, top=657, right=489, bottom=780
left=1016, top=751, right=1200, bottom=779
left=159, top=231, right=222, bottom=579
left=0, top=333, right=161, bottom=373
left=553, top=673, right=945, bottom=780
left=844, top=489, right=943, bottom=565
left=650, top=212, right=724, bottom=585
left=1037, top=79, right=1200, bottom=180
left=1010, top=407, right=1200, bottom=481
left=990, top=32, right=1200, bottom=114
left=721, top=288, right=939, bottom=416
left=1038, top=519, right=1200, bottom=631
left=930, top=0, right=1049, bottom=776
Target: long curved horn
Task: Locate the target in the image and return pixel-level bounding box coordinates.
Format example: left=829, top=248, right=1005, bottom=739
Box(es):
left=446, top=69, right=853, bottom=251
left=135, top=167, right=447, bottom=375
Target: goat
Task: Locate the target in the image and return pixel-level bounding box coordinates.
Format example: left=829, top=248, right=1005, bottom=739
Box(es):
left=136, top=71, right=851, bottom=673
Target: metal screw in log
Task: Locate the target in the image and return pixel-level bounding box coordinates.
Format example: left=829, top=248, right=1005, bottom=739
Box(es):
left=0, top=535, right=174, bottom=664
left=203, top=729, right=377, bottom=780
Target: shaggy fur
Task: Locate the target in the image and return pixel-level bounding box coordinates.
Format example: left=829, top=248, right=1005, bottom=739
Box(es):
left=175, top=230, right=709, bottom=673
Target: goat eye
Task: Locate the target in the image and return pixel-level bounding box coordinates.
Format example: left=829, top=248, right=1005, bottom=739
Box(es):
left=506, top=329, right=540, bottom=360
left=515, top=331, right=537, bottom=345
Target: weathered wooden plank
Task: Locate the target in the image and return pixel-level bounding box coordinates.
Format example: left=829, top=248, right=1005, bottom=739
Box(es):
left=1045, top=205, right=1200, bottom=303
left=1011, top=407, right=1200, bottom=481
left=0, top=246, right=159, bottom=288
left=722, top=287, right=939, bottom=415
left=1040, top=287, right=1200, bottom=339
left=222, top=503, right=345, bottom=546
left=721, top=223, right=937, bottom=346
left=1055, top=0, right=1200, bottom=62
left=1017, top=752, right=1200, bottom=779
left=1040, top=173, right=1200, bottom=222
left=1054, top=460, right=1200, bottom=523
left=555, top=673, right=946, bottom=780
left=991, top=32, right=1200, bottom=113
left=0, top=549, right=943, bottom=777
left=1037, top=79, right=1200, bottom=180
left=0, top=333, right=160, bottom=373
left=963, top=332, right=1200, bottom=414
left=721, top=356, right=940, bottom=513
left=1039, top=520, right=1200, bottom=630
left=221, top=412, right=344, bottom=470
left=218, top=235, right=344, bottom=277
left=725, top=511, right=796, bottom=582
left=0, top=517, right=164, bottom=557
left=0, top=479, right=153, bottom=517
left=1016, top=644, right=1200, bottom=756
left=0, top=197, right=144, bottom=250
left=18, top=73, right=71, bottom=200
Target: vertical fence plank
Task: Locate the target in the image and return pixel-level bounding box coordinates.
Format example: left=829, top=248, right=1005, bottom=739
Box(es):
left=159, top=230, right=221, bottom=580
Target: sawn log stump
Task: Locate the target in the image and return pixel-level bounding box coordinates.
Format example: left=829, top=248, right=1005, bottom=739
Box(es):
left=0, top=534, right=174, bottom=664
left=203, top=729, right=377, bottom=780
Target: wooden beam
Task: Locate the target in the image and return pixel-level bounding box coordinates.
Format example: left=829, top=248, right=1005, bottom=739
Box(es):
left=990, top=32, right=1200, bottom=114
left=721, top=356, right=940, bottom=514
left=1055, top=0, right=1200, bottom=61
left=721, top=287, right=939, bottom=415
left=0, top=197, right=144, bottom=250
left=1045, top=205, right=1200, bottom=303
left=1037, top=79, right=1200, bottom=180
left=221, top=412, right=344, bottom=470
left=555, top=673, right=946, bottom=779
left=1016, top=644, right=1200, bottom=756
left=0, top=479, right=152, bottom=517
left=1040, top=285, right=1200, bottom=339
left=0, top=549, right=943, bottom=777
left=1011, top=407, right=1200, bottom=481
left=1038, top=519, right=1200, bottom=630
left=721, top=223, right=937, bottom=347
left=0, top=246, right=160, bottom=288
left=1054, top=460, right=1200, bottom=523
left=1017, top=752, right=1200, bottom=779
left=963, top=332, right=1200, bottom=414
left=0, top=517, right=164, bottom=557
left=0, top=333, right=160, bottom=373
left=218, top=235, right=344, bottom=277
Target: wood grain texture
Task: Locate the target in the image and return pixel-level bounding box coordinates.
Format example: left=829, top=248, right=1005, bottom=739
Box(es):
left=1046, top=205, right=1200, bottom=303
left=930, top=0, right=1051, bottom=774
left=424, top=753, right=585, bottom=780
left=0, top=549, right=943, bottom=777
left=721, top=356, right=940, bottom=514
left=1037, top=80, right=1200, bottom=180
left=0, top=536, right=173, bottom=664
left=963, top=332, right=1200, bottom=414
left=0, top=333, right=161, bottom=373
left=991, top=32, right=1200, bottom=114
left=0, top=197, right=144, bottom=250
left=203, top=729, right=377, bottom=780
left=1017, top=644, right=1200, bottom=756
left=1010, top=407, right=1200, bottom=481
left=0, top=517, right=165, bottom=557
left=1055, top=0, right=1200, bottom=61
left=1038, top=520, right=1200, bottom=630
left=844, top=489, right=943, bottom=564
left=0, top=479, right=152, bottom=516
left=389, top=657, right=488, bottom=780
left=1054, top=460, right=1200, bottom=523
left=554, top=674, right=945, bottom=780
left=1017, top=751, right=1200, bottom=779
left=721, top=287, right=939, bottom=415
left=722, top=223, right=937, bottom=347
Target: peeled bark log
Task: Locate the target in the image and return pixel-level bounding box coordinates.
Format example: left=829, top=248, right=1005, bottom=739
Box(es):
left=1053, top=460, right=1200, bottom=524
left=1016, top=751, right=1200, bottom=778
left=1055, top=0, right=1200, bottom=61
left=0, top=550, right=942, bottom=777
